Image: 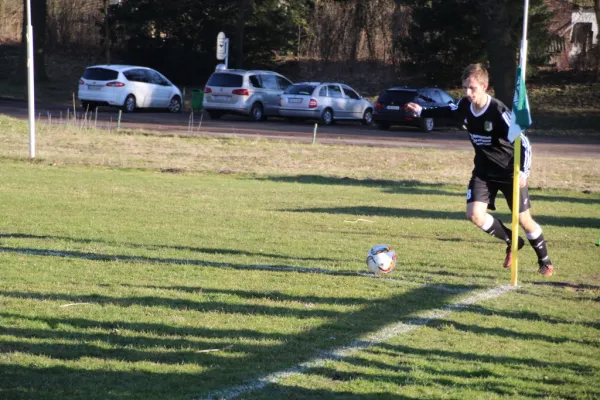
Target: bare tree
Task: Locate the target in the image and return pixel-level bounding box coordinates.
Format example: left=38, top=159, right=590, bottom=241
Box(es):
left=0, top=0, right=23, bottom=42
left=348, top=1, right=366, bottom=62
left=235, top=0, right=252, bottom=69
left=594, top=0, right=600, bottom=78
left=478, top=0, right=518, bottom=106
left=104, top=0, right=110, bottom=64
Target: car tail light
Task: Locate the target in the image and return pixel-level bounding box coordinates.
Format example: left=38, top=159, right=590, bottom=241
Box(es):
left=204, top=87, right=212, bottom=93
left=375, top=102, right=383, bottom=111
left=79, top=79, right=84, bottom=85
left=106, top=81, right=125, bottom=87
left=308, top=98, right=318, bottom=109
left=232, top=88, right=249, bottom=96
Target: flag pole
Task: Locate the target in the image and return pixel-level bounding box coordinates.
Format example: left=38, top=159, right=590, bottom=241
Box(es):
left=510, top=0, right=530, bottom=286
left=26, top=0, right=36, bottom=159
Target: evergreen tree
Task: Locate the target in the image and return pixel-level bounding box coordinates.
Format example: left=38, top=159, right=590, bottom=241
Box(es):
left=400, top=0, right=554, bottom=104
left=110, top=0, right=311, bottom=84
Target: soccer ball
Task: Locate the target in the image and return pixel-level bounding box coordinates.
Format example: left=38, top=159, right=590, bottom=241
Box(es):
left=366, top=244, right=397, bottom=274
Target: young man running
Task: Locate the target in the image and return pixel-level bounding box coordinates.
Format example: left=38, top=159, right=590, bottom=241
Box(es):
left=405, top=63, right=554, bottom=276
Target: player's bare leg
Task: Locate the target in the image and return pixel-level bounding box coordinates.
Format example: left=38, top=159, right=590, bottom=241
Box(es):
left=519, top=209, right=554, bottom=276
left=467, top=201, right=524, bottom=269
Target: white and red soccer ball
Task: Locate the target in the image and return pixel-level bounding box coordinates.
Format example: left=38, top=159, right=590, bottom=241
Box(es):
left=366, top=244, right=397, bottom=274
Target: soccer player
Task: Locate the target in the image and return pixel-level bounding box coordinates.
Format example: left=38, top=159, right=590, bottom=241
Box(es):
left=405, top=63, right=554, bottom=276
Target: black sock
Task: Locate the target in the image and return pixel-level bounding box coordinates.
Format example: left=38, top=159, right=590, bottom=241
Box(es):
left=484, top=217, right=512, bottom=244
left=528, top=233, right=550, bottom=263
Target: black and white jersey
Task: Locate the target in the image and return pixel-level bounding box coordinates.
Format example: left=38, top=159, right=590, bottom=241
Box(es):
left=421, top=94, right=532, bottom=183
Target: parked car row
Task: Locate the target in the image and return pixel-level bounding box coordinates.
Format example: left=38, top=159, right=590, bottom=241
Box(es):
left=202, top=69, right=373, bottom=126
left=77, top=64, right=460, bottom=132
left=202, top=68, right=459, bottom=131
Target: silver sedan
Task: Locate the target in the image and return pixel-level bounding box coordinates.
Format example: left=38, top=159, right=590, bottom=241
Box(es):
left=279, top=82, right=373, bottom=125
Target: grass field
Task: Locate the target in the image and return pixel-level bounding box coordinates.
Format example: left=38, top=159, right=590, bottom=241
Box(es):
left=0, top=116, right=599, bottom=399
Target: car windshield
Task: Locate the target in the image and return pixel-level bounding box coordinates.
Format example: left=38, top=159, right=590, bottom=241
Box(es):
left=207, top=73, right=244, bottom=88
left=379, top=90, right=417, bottom=103
left=285, top=84, right=316, bottom=95
left=83, top=68, right=119, bottom=81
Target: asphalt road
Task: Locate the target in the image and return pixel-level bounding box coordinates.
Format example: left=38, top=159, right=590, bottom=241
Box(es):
left=1, top=99, right=599, bottom=158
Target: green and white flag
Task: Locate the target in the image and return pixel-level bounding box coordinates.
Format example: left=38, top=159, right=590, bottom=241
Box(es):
left=508, top=66, right=532, bottom=142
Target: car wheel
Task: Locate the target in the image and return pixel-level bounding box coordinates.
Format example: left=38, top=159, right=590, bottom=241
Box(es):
left=377, top=122, right=390, bottom=130
left=362, top=108, right=373, bottom=126
left=321, top=108, right=334, bottom=125
left=420, top=117, right=434, bottom=132
left=249, top=102, right=264, bottom=122
left=207, top=111, right=222, bottom=120
left=123, top=95, right=136, bottom=113
left=168, top=96, right=182, bottom=113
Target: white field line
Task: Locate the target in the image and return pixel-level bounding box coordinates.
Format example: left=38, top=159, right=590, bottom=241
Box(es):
left=199, top=284, right=515, bottom=400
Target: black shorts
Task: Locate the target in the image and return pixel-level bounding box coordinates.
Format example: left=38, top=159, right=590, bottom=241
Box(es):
left=466, top=175, right=531, bottom=212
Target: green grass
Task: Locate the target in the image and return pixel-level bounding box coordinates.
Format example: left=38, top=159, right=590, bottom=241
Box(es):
left=0, top=116, right=599, bottom=399
left=0, top=161, right=598, bottom=400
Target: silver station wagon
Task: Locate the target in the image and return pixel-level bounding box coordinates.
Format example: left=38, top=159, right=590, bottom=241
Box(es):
left=203, top=68, right=293, bottom=121
left=279, top=82, right=373, bottom=125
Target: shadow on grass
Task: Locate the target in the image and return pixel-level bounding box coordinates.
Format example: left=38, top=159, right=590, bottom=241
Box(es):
left=0, top=311, right=275, bottom=339
left=262, top=175, right=462, bottom=196
left=282, top=206, right=600, bottom=229
left=249, top=382, right=419, bottom=400
left=261, top=175, right=600, bottom=205
left=462, top=305, right=600, bottom=331
left=117, top=284, right=368, bottom=306
left=533, top=193, right=600, bottom=206
left=425, top=319, right=598, bottom=347
left=298, top=351, right=584, bottom=399
left=0, top=283, right=478, bottom=400
left=531, top=281, right=600, bottom=292
left=0, top=289, right=341, bottom=319
left=371, top=343, right=597, bottom=376
left=0, top=233, right=338, bottom=263
left=0, top=245, right=383, bottom=282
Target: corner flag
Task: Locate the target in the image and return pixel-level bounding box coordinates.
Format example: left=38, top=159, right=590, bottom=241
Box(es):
left=507, top=65, right=532, bottom=143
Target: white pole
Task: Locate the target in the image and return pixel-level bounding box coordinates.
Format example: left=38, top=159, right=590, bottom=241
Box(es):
left=520, top=0, right=530, bottom=75
left=225, top=38, right=229, bottom=69
left=26, top=0, right=36, bottom=159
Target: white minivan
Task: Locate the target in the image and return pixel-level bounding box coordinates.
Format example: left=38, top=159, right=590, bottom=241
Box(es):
left=78, top=65, right=183, bottom=113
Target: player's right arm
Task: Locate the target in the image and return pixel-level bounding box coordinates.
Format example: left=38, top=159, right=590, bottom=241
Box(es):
left=405, top=99, right=465, bottom=122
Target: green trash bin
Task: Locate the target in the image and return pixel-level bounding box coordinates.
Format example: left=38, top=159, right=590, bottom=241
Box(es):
left=191, top=89, right=204, bottom=111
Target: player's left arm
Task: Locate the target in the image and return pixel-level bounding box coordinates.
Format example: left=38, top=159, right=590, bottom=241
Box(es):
left=499, top=103, right=532, bottom=188
left=519, top=135, right=532, bottom=187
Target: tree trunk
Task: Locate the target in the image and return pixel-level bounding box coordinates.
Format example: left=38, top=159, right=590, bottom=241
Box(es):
left=32, top=0, right=48, bottom=81
left=348, top=1, right=364, bottom=63
left=235, top=0, right=251, bottom=69
left=104, top=0, right=110, bottom=64
left=0, top=0, right=5, bottom=35
left=478, top=0, right=517, bottom=107
left=594, top=0, right=600, bottom=80
left=18, top=0, right=48, bottom=83
left=16, top=1, right=26, bottom=83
